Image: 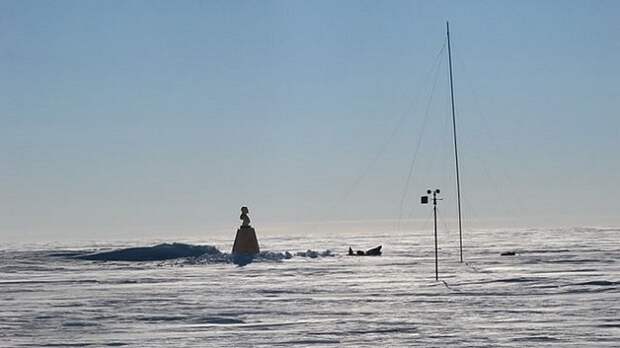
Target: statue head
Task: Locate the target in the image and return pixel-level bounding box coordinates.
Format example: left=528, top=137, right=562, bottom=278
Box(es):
left=241, top=206, right=249, bottom=214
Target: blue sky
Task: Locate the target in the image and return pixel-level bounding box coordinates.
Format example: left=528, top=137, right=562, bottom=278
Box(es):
left=1, top=0, right=619, bottom=241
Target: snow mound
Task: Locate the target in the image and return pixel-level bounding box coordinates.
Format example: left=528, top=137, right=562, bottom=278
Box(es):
left=75, top=243, right=221, bottom=262
left=73, top=243, right=334, bottom=266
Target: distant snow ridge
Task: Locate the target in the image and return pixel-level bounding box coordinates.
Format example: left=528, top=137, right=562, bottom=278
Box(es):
left=295, top=249, right=334, bottom=258
left=178, top=249, right=334, bottom=266
left=74, top=243, right=334, bottom=266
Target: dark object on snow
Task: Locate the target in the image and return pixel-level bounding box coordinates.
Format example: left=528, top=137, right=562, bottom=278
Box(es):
left=348, top=245, right=382, bottom=256
left=365, top=245, right=382, bottom=256
left=501, top=251, right=516, bottom=256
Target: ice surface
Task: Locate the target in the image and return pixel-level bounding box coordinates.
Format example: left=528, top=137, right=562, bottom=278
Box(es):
left=1, top=227, right=619, bottom=347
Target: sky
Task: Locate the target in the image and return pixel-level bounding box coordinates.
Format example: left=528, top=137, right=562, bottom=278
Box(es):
left=1, top=0, right=619, bottom=242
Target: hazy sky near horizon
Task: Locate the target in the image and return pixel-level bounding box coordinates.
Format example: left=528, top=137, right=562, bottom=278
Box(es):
left=1, top=0, right=619, bottom=242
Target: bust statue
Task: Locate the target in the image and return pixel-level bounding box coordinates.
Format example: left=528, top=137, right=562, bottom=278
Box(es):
left=233, top=206, right=260, bottom=257
left=240, top=206, right=251, bottom=227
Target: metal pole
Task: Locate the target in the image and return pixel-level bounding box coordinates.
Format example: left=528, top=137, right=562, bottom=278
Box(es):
left=447, top=21, right=464, bottom=263
left=433, top=191, right=438, bottom=281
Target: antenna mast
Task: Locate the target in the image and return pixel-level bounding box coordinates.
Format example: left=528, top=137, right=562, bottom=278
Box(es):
left=447, top=21, right=464, bottom=263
